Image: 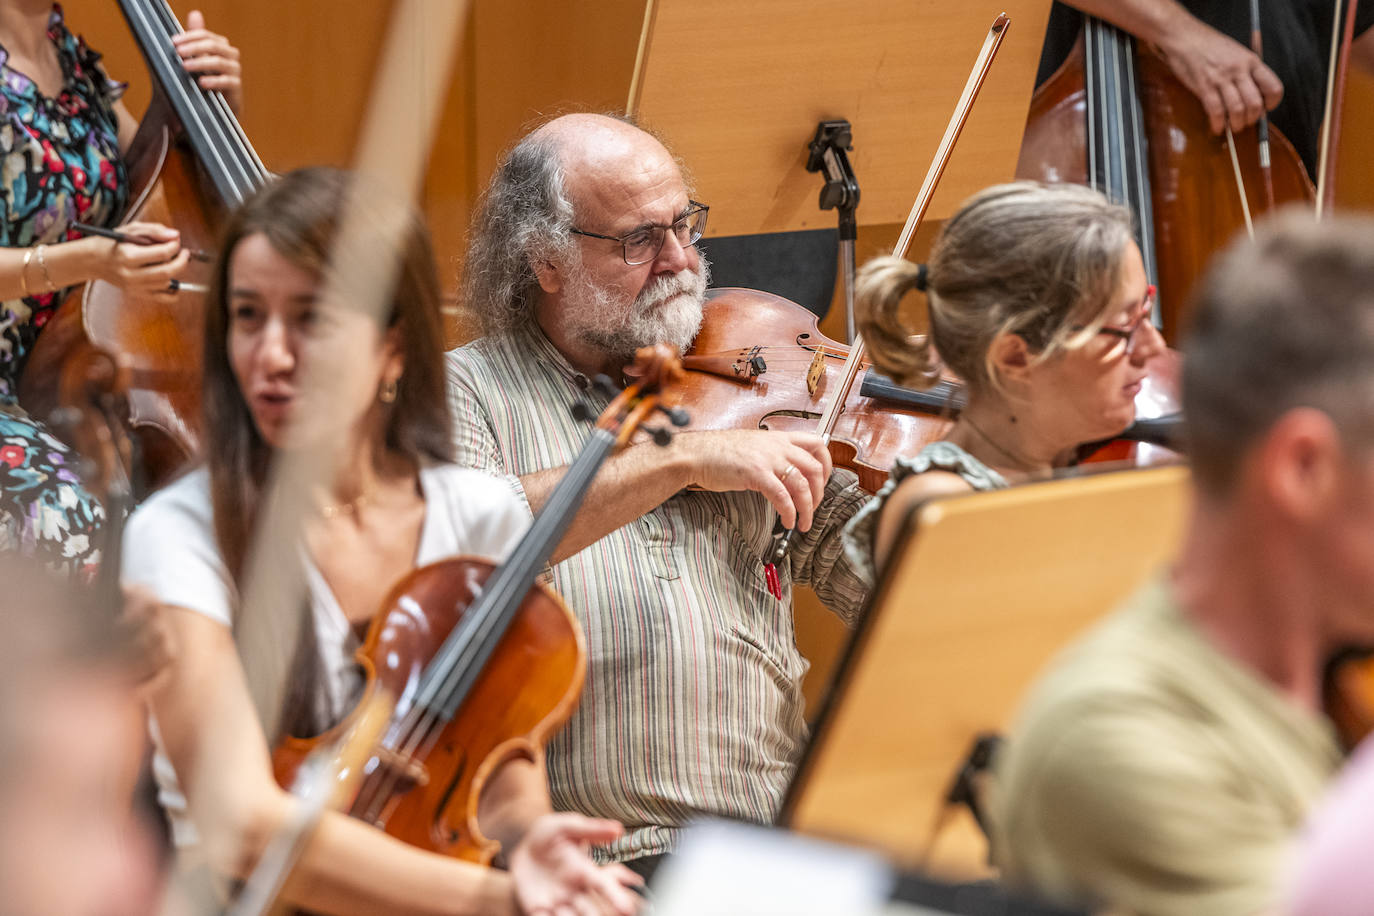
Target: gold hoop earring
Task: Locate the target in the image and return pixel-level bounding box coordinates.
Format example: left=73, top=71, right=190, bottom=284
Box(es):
left=379, top=378, right=399, bottom=403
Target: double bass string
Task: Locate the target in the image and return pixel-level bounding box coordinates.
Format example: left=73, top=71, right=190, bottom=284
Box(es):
left=122, top=0, right=266, bottom=204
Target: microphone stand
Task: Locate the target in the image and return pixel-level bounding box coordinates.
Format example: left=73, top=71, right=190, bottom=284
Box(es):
left=806, top=120, right=861, bottom=342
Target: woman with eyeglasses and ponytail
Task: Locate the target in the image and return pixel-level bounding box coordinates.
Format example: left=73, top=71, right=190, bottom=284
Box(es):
left=843, top=181, right=1166, bottom=580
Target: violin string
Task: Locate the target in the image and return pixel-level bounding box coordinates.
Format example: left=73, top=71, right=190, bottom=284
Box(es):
left=350, top=431, right=620, bottom=824
left=383, top=427, right=619, bottom=809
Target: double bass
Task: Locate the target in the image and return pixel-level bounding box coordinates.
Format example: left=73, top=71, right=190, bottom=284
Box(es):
left=1015, top=13, right=1315, bottom=341
left=20, top=0, right=270, bottom=489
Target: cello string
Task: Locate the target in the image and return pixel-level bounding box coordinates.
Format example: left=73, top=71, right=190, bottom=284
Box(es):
left=1120, top=33, right=1158, bottom=306
left=125, top=0, right=250, bottom=202
left=1085, top=21, right=1099, bottom=193
left=138, top=0, right=260, bottom=203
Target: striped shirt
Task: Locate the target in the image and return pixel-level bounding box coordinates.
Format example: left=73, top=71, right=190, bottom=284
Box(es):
left=445, top=320, right=871, bottom=862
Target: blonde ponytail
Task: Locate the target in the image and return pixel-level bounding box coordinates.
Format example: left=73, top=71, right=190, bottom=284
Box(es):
left=854, top=182, right=1135, bottom=396
left=856, top=256, right=941, bottom=388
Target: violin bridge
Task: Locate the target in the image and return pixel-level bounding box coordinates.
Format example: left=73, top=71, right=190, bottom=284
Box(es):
left=806, top=348, right=825, bottom=396
left=375, top=747, right=430, bottom=788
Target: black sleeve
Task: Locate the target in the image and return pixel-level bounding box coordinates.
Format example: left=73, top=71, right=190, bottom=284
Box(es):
left=1358, top=0, right=1374, bottom=38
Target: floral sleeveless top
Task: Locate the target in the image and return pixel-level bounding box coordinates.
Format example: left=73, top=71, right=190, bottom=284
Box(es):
left=0, top=5, right=127, bottom=580
left=0, top=3, right=129, bottom=401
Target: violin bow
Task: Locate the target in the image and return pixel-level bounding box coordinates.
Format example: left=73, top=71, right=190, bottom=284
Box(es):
left=225, top=692, right=393, bottom=916
left=1316, top=0, right=1360, bottom=218
left=1222, top=0, right=1272, bottom=241
left=763, top=13, right=1011, bottom=591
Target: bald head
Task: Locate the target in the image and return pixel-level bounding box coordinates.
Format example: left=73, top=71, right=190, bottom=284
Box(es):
left=463, top=112, right=706, bottom=355
left=531, top=114, right=687, bottom=233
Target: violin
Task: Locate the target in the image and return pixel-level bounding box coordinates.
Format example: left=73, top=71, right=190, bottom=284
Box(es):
left=1016, top=15, right=1313, bottom=341
left=680, top=287, right=1182, bottom=494
left=20, top=0, right=270, bottom=490
left=270, top=346, right=686, bottom=864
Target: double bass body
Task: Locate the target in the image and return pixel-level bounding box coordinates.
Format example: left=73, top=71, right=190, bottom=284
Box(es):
left=20, top=0, right=271, bottom=490
left=1016, top=25, right=1314, bottom=340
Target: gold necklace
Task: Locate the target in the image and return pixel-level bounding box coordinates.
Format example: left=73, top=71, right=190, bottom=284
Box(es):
left=318, top=486, right=373, bottom=520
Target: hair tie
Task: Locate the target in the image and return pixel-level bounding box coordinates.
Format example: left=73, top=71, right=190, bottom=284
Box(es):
left=913, top=263, right=929, bottom=292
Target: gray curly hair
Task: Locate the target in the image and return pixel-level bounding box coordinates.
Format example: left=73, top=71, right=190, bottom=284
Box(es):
left=461, top=128, right=579, bottom=334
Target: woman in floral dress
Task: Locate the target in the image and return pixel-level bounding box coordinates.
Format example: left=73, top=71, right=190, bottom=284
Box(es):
left=0, top=2, right=240, bottom=578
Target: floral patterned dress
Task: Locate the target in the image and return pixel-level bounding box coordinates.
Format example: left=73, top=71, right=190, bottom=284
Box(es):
left=0, top=5, right=128, bottom=579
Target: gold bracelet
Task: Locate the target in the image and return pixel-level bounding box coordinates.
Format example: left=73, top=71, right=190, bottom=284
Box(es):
left=20, top=247, right=32, bottom=297
left=34, top=243, right=54, bottom=292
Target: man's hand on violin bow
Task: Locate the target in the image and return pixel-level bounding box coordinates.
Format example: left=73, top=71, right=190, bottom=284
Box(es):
left=508, top=813, right=644, bottom=916
left=173, top=10, right=244, bottom=114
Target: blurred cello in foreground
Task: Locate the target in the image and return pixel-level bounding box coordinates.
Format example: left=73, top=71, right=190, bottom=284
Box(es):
left=22, top=0, right=270, bottom=489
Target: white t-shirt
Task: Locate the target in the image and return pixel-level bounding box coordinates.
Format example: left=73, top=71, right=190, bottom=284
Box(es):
left=122, top=462, right=532, bottom=844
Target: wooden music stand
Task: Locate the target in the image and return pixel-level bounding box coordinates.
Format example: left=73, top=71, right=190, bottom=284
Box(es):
left=627, top=0, right=1053, bottom=238
left=780, top=466, right=1191, bottom=878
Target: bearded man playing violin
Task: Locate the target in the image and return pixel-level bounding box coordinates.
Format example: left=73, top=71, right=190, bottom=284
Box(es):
left=446, top=112, right=871, bottom=877
left=991, top=212, right=1374, bottom=916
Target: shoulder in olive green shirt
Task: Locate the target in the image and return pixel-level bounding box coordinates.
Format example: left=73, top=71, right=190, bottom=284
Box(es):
left=991, top=577, right=1343, bottom=916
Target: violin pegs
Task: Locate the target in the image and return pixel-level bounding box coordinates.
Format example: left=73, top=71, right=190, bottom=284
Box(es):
left=648, top=426, right=673, bottom=447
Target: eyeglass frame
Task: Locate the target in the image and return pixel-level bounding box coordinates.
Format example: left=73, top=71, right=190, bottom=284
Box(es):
left=1094, top=284, right=1157, bottom=355
left=568, top=201, right=709, bottom=266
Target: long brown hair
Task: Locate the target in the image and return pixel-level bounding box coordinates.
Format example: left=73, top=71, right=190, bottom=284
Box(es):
left=857, top=182, right=1134, bottom=395
left=202, top=167, right=453, bottom=735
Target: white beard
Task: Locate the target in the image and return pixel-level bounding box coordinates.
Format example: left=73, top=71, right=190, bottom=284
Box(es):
left=563, top=258, right=710, bottom=360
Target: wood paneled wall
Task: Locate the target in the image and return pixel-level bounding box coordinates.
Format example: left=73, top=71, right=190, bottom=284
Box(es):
left=62, top=0, right=642, bottom=319
left=59, top=3, right=1374, bottom=715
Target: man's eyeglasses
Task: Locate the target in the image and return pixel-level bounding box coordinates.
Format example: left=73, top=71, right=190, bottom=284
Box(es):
left=1096, top=284, right=1157, bottom=355
left=569, top=201, right=709, bottom=266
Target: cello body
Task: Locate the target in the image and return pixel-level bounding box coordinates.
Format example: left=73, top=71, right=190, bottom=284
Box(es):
left=19, top=0, right=269, bottom=489
left=1016, top=24, right=1314, bottom=341
left=22, top=87, right=219, bottom=486
left=272, top=558, right=584, bottom=863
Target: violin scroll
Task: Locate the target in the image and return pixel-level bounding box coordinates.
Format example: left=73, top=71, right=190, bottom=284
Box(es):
left=596, top=344, right=690, bottom=447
